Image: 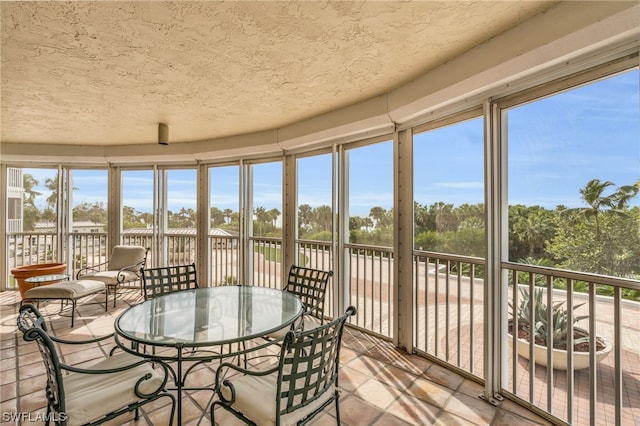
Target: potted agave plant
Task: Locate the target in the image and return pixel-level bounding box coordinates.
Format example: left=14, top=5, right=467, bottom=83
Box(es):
left=508, top=286, right=612, bottom=370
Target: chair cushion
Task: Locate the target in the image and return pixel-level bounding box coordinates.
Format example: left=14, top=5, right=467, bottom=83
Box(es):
left=220, top=370, right=335, bottom=426
left=24, top=280, right=105, bottom=300
left=81, top=270, right=140, bottom=286
left=267, top=315, right=321, bottom=340
left=109, top=245, right=146, bottom=271
left=63, top=352, right=166, bottom=426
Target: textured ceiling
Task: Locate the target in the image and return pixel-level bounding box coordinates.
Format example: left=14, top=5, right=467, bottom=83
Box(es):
left=1, top=1, right=556, bottom=146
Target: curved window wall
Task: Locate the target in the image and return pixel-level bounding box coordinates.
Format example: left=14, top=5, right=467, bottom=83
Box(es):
left=3, top=56, right=639, bottom=426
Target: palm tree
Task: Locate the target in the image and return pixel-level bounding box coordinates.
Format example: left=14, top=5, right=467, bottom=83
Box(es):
left=314, top=205, right=332, bottom=232
left=210, top=207, right=225, bottom=227
left=268, top=208, right=281, bottom=227
left=254, top=206, right=266, bottom=235
left=44, top=172, right=78, bottom=210
left=576, top=178, right=636, bottom=236
left=613, top=182, right=639, bottom=209
left=369, top=206, right=387, bottom=229
left=522, top=207, right=554, bottom=255
left=298, top=204, right=313, bottom=230
left=23, top=173, right=41, bottom=207
left=44, top=174, right=59, bottom=208
left=223, top=208, right=233, bottom=224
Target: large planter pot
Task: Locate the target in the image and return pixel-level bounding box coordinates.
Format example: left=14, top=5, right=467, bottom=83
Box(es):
left=11, top=263, right=68, bottom=299
left=508, top=325, right=612, bottom=370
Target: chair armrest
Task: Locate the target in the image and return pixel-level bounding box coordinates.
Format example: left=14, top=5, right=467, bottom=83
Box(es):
left=215, top=360, right=279, bottom=405
left=115, top=260, right=145, bottom=283
left=49, top=332, right=115, bottom=345
left=60, top=357, right=171, bottom=398
left=76, top=261, right=109, bottom=279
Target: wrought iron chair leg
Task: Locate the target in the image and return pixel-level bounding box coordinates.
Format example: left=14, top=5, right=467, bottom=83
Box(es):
left=335, top=397, right=341, bottom=424
left=112, top=285, right=117, bottom=307
left=45, top=403, right=51, bottom=426
left=70, top=300, right=77, bottom=327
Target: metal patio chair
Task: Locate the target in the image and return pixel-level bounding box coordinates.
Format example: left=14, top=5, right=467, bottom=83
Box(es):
left=142, top=263, right=199, bottom=300
left=76, top=245, right=148, bottom=307
left=211, top=306, right=356, bottom=425
left=17, top=304, right=175, bottom=426
left=267, top=265, right=333, bottom=341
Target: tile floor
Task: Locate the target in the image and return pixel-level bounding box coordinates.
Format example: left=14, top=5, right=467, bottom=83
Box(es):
left=0, top=290, right=552, bottom=426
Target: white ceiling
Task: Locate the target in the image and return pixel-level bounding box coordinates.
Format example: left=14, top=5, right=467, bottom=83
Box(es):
left=0, top=1, right=558, bottom=147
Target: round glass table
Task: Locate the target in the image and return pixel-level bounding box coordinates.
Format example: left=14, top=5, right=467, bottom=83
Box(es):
left=114, top=285, right=303, bottom=424
left=24, top=273, right=69, bottom=285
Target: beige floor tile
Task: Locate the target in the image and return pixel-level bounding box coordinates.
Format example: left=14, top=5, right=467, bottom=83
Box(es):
left=345, top=353, right=388, bottom=376
left=432, top=411, right=477, bottom=425
left=457, top=378, right=485, bottom=398
left=423, top=363, right=466, bottom=390
left=493, top=408, right=551, bottom=426
left=443, top=392, right=498, bottom=425
left=372, top=412, right=415, bottom=426
left=340, top=365, right=371, bottom=392
left=355, top=378, right=403, bottom=410
left=408, top=376, right=455, bottom=408
left=339, top=394, right=384, bottom=425
left=379, top=363, right=419, bottom=392
left=385, top=392, right=440, bottom=426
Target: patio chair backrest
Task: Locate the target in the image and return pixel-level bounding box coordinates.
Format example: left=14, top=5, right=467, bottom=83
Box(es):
left=276, top=306, right=356, bottom=419
left=17, top=305, right=66, bottom=417
left=109, top=245, right=147, bottom=271
left=284, top=265, right=333, bottom=322
left=142, top=263, right=198, bottom=300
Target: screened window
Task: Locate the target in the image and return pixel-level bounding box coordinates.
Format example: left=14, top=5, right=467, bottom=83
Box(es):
left=347, top=141, right=393, bottom=246
left=506, top=68, right=640, bottom=277
left=413, top=117, right=485, bottom=256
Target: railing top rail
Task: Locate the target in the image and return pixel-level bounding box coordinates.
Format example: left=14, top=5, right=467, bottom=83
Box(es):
left=344, top=242, right=394, bottom=252
left=503, top=260, right=640, bottom=290
left=7, top=232, right=58, bottom=236
left=249, top=236, right=283, bottom=242
left=413, top=249, right=485, bottom=264
left=296, top=239, right=333, bottom=246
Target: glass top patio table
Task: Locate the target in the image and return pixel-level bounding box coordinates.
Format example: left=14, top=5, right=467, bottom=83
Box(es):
left=114, top=285, right=303, bottom=425
left=115, top=285, right=303, bottom=350
left=24, top=274, right=69, bottom=284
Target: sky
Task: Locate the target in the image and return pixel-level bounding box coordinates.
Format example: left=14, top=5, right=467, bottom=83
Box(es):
left=23, top=68, right=639, bottom=217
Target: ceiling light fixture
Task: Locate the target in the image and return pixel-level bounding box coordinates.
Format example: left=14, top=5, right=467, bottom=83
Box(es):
left=158, top=123, right=169, bottom=145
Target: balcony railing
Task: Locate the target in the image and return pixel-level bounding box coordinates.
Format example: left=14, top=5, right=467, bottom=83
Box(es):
left=502, top=262, right=640, bottom=426
left=209, top=235, right=240, bottom=285
left=5, top=231, right=638, bottom=425
left=71, top=233, right=109, bottom=272
left=297, top=239, right=334, bottom=318
left=345, top=243, right=394, bottom=337
left=7, top=233, right=59, bottom=283
left=250, top=237, right=283, bottom=289
left=413, top=251, right=486, bottom=379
